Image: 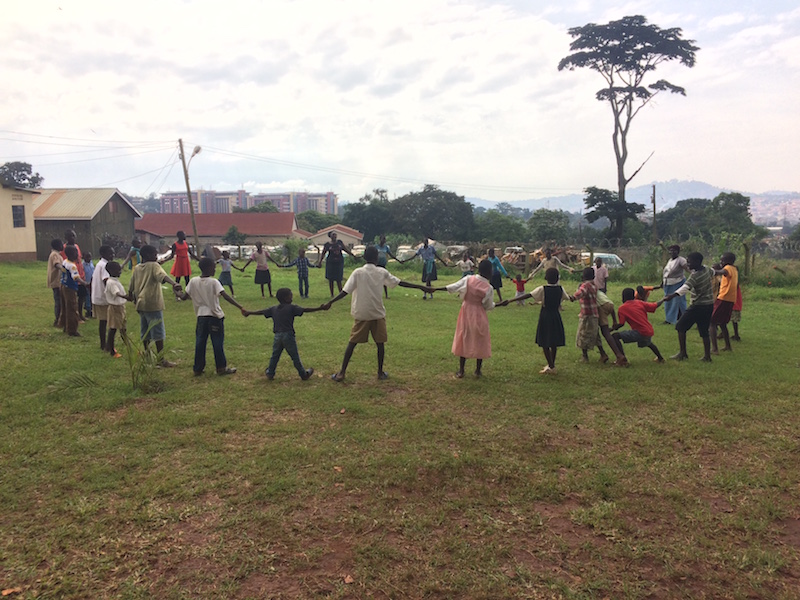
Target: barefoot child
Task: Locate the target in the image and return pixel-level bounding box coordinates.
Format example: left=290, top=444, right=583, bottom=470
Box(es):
left=504, top=267, right=569, bottom=374
left=513, top=273, right=532, bottom=306
left=325, top=245, right=432, bottom=382
left=436, top=259, right=495, bottom=379
left=709, top=252, right=739, bottom=354
left=611, top=288, right=665, bottom=363
left=661, top=252, right=714, bottom=362
left=128, top=244, right=183, bottom=367
left=597, top=289, right=627, bottom=366
left=103, top=261, right=128, bottom=358
left=160, top=230, right=198, bottom=286
left=243, top=287, right=323, bottom=380
left=730, top=284, right=743, bottom=341
left=177, top=257, right=244, bottom=376
left=216, top=250, right=242, bottom=296
left=571, top=267, right=606, bottom=363
left=242, top=241, right=280, bottom=298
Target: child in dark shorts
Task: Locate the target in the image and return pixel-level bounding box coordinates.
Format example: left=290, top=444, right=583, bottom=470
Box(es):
left=612, top=288, right=664, bottom=363
left=243, top=287, right=324, bottom=380
left=661, top=252, right=714, bottom=362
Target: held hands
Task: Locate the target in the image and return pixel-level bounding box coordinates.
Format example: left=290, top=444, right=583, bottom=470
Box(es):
left=321, top=302, right=332, bottom=311
left=496, top=299, right=510, bottom=307
left=241, top=309, right=251, bottom=317
left=172, top=283, right=182, bottom=293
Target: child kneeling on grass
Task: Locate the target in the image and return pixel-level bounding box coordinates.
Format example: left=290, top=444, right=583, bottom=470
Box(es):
left=177, top=257, right=245, bottom=376
left=243, top=287, right=323, bottom=380
left=611, top=288, right=665, bottom=363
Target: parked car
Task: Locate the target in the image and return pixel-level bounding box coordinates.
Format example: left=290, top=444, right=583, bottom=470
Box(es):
left=580, top=252, right=625, bottom=269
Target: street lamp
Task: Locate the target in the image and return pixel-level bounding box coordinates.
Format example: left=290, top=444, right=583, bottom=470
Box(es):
left=179, top=139, right=202, bottom=256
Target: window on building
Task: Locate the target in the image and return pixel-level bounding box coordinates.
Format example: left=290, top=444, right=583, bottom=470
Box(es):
left=108, top=199, right=117, bottom=213
left=12, top=205, right=25, bottom=228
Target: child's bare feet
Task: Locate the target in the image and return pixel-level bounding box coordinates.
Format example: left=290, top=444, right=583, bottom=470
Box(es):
left=700, top=356, right=712, bottom=362
left=599, top=355, right=609, bottom=364
left=653, top=357, right=665, bottom=363
left=455, top=371, right=465, bottom=379
left=670, top=353, right=688, bottom=361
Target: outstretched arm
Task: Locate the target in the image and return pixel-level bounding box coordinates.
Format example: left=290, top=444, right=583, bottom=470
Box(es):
left=220, top=291, right=244, bottom=311
left=322, top=290, right=349, bottom=310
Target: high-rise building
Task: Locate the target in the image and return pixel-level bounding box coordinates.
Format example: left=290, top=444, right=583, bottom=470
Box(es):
left=160, top=190, right=338, bottom=215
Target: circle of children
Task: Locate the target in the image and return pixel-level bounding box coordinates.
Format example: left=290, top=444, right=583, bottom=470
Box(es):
left=48, top=230, right=741, bottom=381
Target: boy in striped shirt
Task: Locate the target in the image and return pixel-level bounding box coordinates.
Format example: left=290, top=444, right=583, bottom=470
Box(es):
left=661, top=252, right=714, bottom=362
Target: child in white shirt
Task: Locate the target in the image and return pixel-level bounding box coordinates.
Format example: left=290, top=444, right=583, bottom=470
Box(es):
left=104, top=261, right=128, bottom=358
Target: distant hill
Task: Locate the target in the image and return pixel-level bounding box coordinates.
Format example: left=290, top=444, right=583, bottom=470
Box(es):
left=467, top=180, right=800, bottom=224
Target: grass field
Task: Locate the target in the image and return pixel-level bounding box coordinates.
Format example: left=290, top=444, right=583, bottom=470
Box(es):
left=1, top=259, right=799, bottom=599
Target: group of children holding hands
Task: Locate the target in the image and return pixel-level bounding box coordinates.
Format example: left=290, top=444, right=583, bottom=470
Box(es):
left=48, top=231, right=742, bottom=383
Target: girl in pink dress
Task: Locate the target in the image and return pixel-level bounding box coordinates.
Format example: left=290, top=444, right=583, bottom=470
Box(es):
left=440, top=259, right=495, bottom=378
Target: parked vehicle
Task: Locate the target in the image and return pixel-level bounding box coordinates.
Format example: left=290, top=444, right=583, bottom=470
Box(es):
left=580, top=252, right=625, bottom=269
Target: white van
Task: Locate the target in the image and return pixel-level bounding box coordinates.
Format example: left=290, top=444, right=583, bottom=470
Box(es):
left=581, top=252, right=625, bottom=269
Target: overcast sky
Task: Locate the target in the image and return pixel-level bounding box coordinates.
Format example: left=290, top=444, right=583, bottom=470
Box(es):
left=2, top=0, right=798, bottom=205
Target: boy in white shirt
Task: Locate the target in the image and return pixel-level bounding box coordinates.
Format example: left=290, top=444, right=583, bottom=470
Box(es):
left=177, top=257, right=245, bottom=376
left=324, top=246, right=432, bottom=382
left=104, top=261, right=128, bottom=358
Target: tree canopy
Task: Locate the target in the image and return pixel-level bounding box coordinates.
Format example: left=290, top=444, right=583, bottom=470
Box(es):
left=296, top=210, right=341, bottom=234
left=527, top=209, right=572, bottom=244
left=583, top=186, right=645, bottom=242
left=655, top=193, right=767, bottom=242
left=558, top=15, right=699, bottom=219
left=342, top=188, right=393, bottom=242
left=390, top=185, right=474, bottom=240
left=0, top=161, right=43, bottom=188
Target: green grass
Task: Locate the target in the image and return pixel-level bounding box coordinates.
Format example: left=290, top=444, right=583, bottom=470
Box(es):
left=1, top=259, right=799, bottom=599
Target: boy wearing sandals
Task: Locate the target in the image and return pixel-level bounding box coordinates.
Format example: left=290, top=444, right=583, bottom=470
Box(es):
left=177, top=257, right=244, bottom=376
left=324, top=245, right=432, bottom=382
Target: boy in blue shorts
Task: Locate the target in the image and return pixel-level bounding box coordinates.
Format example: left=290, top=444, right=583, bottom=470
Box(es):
left=127, top=244, right=183, bottom=367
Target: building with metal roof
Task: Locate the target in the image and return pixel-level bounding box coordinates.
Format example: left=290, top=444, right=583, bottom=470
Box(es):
left=32, top=188, right=142, bottom=260
left=1, top=183, right=39, bottom=261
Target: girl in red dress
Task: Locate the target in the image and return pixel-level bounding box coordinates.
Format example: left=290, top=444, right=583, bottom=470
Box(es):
left=162, top=230, right=196, bottom=286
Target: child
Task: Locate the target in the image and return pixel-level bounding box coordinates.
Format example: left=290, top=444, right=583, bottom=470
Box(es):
left=91, top=245, right=115, bottom=351
left=160, top=230, right=198, bottom=286
left=661, top=251, right=714, bottom=362
left=593, top=257, right=609, bottom=293
left=82, top=252, right=95, bottom=318
left=242, top=241, right=280, bottom=298
left=596, top=289, right=627, bottom=366
left=571, top=267, right=604, bottom=363
left=216, top=250, right=242, bottom=296
left=437, top=259, right=495, bottom=379
left=730, top=284, right=743, bottom=341
left=177, top=257, right=244, bottom=376
left=634, top=284, right=662, bottom=301
left=243, top=287, right=322, bottom=380
left=60, top=245, right=87, bottom=337
left=512, top=273, right=531, bottom=306
left=709, top=252, right=739, bottom=354
left=612, top=288, right=665, bottom=363
left=325, top=245, right=432, bottom=382
left=503, top=267, right=570, bottom=374
left=103, top=261, right=128, bottom=358
left=405, top=238, right=448, bottom=300
left=456, top=251, right=475, bottom=278
left=47, top=238, right=64, bottom=327
left=279, top=247, right=319, bottom=299
left=123, top=237, right=142, bottom=270
left=486, top=247, right=509, bottom=302
left=128, top=244, right=183, bottom=367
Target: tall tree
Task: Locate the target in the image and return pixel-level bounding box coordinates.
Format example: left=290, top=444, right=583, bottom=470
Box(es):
left=473, top=210, right=527, bottom=243
left=558, top=15, right=699, bottom=211
left=0, top=161, right=43, bottom=188
left=391, top=184, right=474, bottom=240
left=342, top=188, right=393, bottom=242
left=527, top=209, right=572, bottom=244
left=583, top=186, right=645, bottom=242
left=296, top=210, right=341, bottom=234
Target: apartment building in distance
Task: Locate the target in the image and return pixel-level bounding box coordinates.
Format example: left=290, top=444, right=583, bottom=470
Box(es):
left=160, top=190, right=337, bottom=215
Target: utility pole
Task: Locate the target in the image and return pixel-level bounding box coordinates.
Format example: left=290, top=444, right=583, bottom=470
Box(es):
left=651, top=184, right=658, bottom=244
left=178, top=138, right=202, bottom=256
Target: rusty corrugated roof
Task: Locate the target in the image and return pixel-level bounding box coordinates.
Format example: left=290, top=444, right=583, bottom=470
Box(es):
left=32, top=188, right=142, bottom=220
left=135, top=213, right=300, bottom=237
